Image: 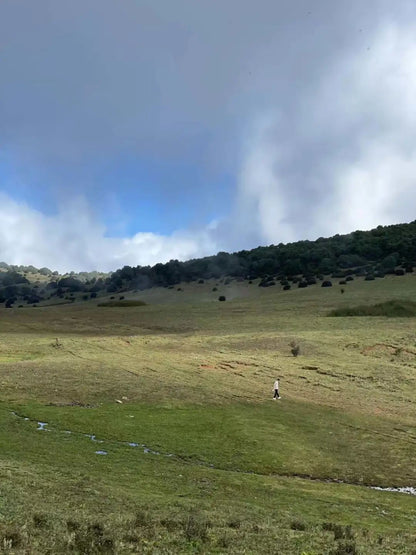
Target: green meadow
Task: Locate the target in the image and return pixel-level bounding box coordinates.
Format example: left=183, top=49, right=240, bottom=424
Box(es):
left=0, top=275, right=415, bottom=553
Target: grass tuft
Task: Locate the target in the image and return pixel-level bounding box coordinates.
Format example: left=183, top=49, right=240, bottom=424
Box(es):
left=291, top=519, right=307, bottom=531
left=183, top=514, right=211, bottom=542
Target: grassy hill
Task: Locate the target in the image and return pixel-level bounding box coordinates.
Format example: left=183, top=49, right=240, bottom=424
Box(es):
left=0, top=273, right=414, bottom=552
left=1, top=220, right=416, bottom=309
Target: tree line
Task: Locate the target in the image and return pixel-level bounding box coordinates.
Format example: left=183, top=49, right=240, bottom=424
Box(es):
left=1, top=221, right=415, bottom=305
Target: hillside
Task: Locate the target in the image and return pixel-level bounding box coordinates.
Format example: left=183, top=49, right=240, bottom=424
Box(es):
left=0, top=269, right=414, bottom=552
left=1, top=220, right=415, bottom=308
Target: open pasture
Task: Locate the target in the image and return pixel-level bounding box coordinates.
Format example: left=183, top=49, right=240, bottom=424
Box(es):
left=0, top=274, right=415, bottom=553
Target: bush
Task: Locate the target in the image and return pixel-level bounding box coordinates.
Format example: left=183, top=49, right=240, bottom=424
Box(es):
left=298, top=281, right=308, bottom=288
left=321, top=280, right=332, bottom=287
left=364, top=274, right=375, bottom=281
left=290, top=340, right=300, bottom=357
left=212, top=287, right=218, bottom=291
left=259, top=279, right=275, bottom=287
left=218, top=296, right=226, bottom=302
left=98, top=300, right=147, bottom=307
left=328, top=300, right=416, bottom=317
left=283, top=285, right=291, bottom=290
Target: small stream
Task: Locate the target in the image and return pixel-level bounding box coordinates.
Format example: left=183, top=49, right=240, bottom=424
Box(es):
left=12, top=411, right=171, bottom=458
left=11, top=411, right=415, bottom=496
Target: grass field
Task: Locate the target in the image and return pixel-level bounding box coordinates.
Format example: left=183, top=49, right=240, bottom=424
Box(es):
left=0, top=274, right=415, bottom=553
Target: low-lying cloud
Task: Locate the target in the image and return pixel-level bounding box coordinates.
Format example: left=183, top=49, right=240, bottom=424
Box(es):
left=0, top=194, right=217, bottom=272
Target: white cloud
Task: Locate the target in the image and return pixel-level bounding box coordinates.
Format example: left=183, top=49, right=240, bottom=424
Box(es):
left=235, top=114, right=295, bottom=245
left=0, top=194, right=218, bottom=272
left=235, top=21, right=416, bottom=245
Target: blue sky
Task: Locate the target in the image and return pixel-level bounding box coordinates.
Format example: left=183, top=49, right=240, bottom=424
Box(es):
left=1, top=0, right=416, bottom=272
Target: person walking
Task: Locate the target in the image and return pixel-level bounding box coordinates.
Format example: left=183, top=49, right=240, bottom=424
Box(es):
left=273, top=378, right=281, bottom=400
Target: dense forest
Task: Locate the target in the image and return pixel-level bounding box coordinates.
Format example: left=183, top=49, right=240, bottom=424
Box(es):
left=105, top=221, right=416, bottom=291
left=1, top=221, right=416, bottom=306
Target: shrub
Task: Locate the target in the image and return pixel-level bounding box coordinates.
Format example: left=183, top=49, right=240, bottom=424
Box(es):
left=364, top=274, right=375, bottom=281
left=98, top=300, right=147, bottom=307
left=218, top=296, right=226, bottom=302
left=259, top=279, right=275, bottom=287
left=283, top=285, right=291, bottom=290
left=289, top=340, right=300, bottom=357
left=395, top=268, right=405, bottom=276
left=198, top=279, right=205, bottom=284
left=212, top=287, right=218, bottom=291
left=298, top=281, right=308, bottom=288
left=328, top=300, right=416, bottom=317
left=321, top=280, right=332, bottom=287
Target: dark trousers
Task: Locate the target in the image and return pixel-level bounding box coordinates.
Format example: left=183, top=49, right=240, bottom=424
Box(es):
left=273, top=389, right=280, bottom=398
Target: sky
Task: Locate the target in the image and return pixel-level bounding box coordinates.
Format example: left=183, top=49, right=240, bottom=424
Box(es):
left=1, top=0, right=416, bottom=272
